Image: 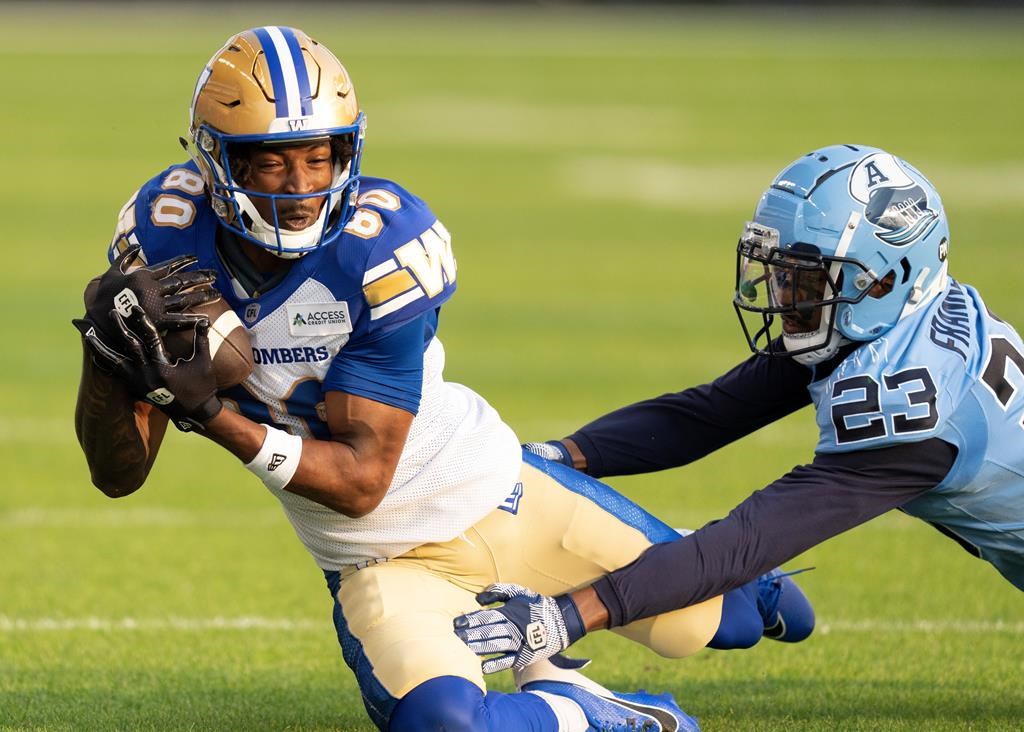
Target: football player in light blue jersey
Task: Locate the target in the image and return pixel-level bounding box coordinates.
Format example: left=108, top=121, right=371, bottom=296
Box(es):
left=455, top=144, right=1024, bottom=676
left=73, top=26, right=814, bottom=732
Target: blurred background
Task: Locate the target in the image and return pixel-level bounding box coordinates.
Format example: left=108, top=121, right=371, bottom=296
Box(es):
left=2, top=2, right=1022, bottom=730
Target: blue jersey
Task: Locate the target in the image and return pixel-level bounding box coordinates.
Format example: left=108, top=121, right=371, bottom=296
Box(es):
left=810, top=280, right=1024, bottom=582
left=108, top=161, right=456, bottom=438
left=107, top=161, right=521, bottom=567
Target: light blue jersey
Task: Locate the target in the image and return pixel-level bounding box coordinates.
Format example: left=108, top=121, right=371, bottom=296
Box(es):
left=811, top=280, right=1024, bottom=585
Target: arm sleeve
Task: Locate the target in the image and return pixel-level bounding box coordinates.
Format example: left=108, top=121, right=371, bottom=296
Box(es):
left=568, top=350, right=813, bottom=477
left=322, top=311, right=435, bottom=415
left=590, top=437, right=958, bottom=628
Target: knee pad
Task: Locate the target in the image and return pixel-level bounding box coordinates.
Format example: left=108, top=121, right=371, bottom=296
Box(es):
left=388, top=676, right=484, bottom=732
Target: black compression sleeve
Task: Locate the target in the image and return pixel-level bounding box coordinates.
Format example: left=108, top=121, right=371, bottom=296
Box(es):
left=590, top=438, right=958, bottom=628
left=567, top=350, right=813, bottom=478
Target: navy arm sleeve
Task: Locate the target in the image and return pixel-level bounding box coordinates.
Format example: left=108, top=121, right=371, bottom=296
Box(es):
left=568, top=349, right=813, bottom=477
left=590, top=438, right=958, bottom=628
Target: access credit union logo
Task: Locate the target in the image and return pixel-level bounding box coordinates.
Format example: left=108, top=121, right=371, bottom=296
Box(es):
left=286, top=302, right=353, bottom=337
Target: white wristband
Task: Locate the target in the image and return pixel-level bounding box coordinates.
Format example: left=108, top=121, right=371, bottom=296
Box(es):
left=244, top=424, right=303, bottom=491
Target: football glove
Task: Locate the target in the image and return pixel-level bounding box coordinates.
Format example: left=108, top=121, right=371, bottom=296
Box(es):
left=453, top=583, right=586, bottom=674
left=76, top=304, right=222, bottom=433
left=522, top=441, right=573, bottom=467
left=76, top=245, right=219, bottom=371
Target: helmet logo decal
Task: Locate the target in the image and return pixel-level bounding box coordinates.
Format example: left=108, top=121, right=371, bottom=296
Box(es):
left=253, top=26, right=314, bottom=119
left=849, top=153, right=939, bottom=247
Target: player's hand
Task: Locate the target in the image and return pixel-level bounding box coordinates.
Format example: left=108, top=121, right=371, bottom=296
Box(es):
left=453, top=583, right=586, bottom=673
left=522, top=441, right=573, bottom=467
left=107, top=305, right=222, bottom=432
left=76, top=245, right=219, bottom=369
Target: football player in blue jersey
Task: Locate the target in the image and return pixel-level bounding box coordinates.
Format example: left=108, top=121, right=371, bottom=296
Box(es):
left=72, top=26, right=814, bottom=732
left=454, top=144, right=1024, bottom=675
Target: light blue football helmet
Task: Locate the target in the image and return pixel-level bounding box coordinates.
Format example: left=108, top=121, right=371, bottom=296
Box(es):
left=734, top=144, right=950, bottom=365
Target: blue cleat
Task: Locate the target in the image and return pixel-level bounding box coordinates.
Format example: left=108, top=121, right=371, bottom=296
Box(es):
left=757, top=567, right=816, bottom=643
left=517, top=656, right=699, bottom=731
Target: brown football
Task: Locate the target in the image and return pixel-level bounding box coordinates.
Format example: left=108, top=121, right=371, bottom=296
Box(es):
left=164, top=295, right=254, bottom=389
left=84, top=276, right=253, bottom=389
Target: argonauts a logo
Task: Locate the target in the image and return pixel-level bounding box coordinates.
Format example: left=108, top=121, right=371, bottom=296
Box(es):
left=848, top=153, right=940, bottom=246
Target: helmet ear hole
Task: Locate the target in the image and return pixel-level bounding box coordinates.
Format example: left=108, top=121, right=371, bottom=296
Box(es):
left=868, top=271, right=897, bottom=300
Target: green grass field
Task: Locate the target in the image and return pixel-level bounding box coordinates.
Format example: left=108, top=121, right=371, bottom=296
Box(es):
left=2, top=3, right=1023, bottom=729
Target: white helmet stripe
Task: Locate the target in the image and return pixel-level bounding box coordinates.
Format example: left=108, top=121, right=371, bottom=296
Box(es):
left=254, top=26, right=307, bottom=120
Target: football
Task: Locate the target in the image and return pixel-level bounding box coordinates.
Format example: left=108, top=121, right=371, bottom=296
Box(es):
left=163, top=294, right=254, bottom=389
left=84, top=277, right=254, bottom=389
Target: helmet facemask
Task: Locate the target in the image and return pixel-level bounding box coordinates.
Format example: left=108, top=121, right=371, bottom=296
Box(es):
left=734, top=219, right=877, bottom=365
left=192, top=126, right=364, bottom=259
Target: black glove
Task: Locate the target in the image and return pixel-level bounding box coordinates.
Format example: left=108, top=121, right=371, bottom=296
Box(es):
left=77, top=245, right=219, bottom=370
left=86, top=304, right=223, bottom=432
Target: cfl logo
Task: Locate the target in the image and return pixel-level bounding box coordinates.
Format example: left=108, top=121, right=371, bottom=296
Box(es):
left=114, top=287, right=140, bottom=317
left=146, top=388, right=175, bottom=406
left=526, top=621, right=547, bottom=651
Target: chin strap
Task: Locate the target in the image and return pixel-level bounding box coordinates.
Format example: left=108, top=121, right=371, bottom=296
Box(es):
left=787, top=330, right=850, bottom=366
left=233, top=160, right=349, bottom=259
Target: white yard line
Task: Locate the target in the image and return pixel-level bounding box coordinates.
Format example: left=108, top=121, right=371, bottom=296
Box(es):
left=1, top=616, right=1020, bottom=634
left=560, top=157, right=1024, bottom=210
left=0, top=507, right=284, bottom=528
left=0, top=616, right=325, bottom=632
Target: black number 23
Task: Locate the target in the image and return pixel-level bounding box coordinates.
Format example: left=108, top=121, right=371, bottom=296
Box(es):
left=831, top=367, right=939, bottom=445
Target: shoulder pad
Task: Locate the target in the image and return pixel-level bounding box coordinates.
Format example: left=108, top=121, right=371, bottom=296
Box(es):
left=107, top=161, right=213, bottom=265
left=333, top=179, right=458, bottom=330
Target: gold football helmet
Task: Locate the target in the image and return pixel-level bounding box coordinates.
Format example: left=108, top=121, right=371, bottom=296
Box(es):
left=188, top=26, right=365, bottom=258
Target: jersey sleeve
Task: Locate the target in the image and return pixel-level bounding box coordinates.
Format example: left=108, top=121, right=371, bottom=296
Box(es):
left=106, top=163, right=209, bottom=266
left=590, top=439, right=955, bottom=628
left=322, top=310, right=436, bottom=415
left=568, top=348, right=813, bottom=477
left=354, top=184, right=457, bottom=334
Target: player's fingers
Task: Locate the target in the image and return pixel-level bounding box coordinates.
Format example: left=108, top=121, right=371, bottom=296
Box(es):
left=191, top=318, right=212, bottom=362
left=149, top=254, right=198, bottom=279
left=163, top=287, right=220, bottom=312
left=481, top=655, right=515, bottom=675
left=128, top=306, right=172, bottom=365
left=159, top=269, right=217, bottom=296
left=454, top=619, right=517, bottom=642
left=114, top=244, right=143, bottom=272
left=110, top=310, right=146, bottom=359
left=159, top=313, right=208, bottom=331
left=475, top=588, right=518, bottom=605
left=453, top=608, right=508, bottom=630
left=459, top=628, right=522, bottom=651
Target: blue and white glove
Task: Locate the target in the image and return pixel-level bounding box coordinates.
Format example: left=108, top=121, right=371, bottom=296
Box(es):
left=453, top=583, right=586, bottom=673
left=522, top=441, right=573, bottom=467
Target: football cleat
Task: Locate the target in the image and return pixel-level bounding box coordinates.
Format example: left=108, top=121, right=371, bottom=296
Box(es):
left=519, top=656, right=699, bottom=731
left=757, top=567, right=816, bottom=643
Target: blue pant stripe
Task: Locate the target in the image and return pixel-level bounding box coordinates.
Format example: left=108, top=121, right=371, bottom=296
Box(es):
left=323, top=570, right=396, bottom=731
left=520, top=448, right=681, bottom=544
